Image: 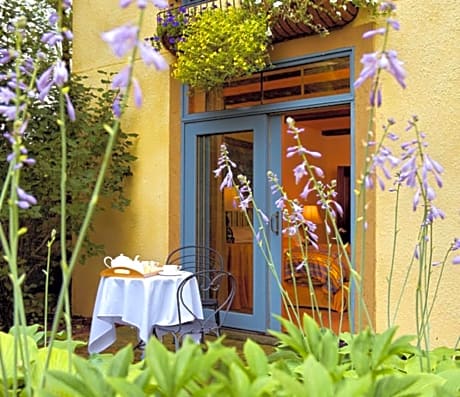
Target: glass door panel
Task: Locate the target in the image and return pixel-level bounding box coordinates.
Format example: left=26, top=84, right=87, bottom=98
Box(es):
left=183, top=115, right=270, bottom=331
left=279, top=105, right=351, bottom=333
left=196, top=132, right=254, bottom=314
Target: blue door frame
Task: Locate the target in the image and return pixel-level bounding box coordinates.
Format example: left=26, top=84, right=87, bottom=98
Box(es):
left=182, top=115, right=283, bottom=332
left=180, top=49, right=357, bottom=333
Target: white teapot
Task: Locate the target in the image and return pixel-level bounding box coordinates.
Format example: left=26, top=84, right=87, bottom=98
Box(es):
left=104, top=254, right=141, bottom=272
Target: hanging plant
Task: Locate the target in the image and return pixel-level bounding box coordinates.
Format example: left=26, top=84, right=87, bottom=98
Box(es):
left=243, top=0, right=379, bottom=42
left=150, top=0, right=383, bottom=90
left=152, top=5, right=191, bottom=55
left=172, top=6, right=271, bottom=92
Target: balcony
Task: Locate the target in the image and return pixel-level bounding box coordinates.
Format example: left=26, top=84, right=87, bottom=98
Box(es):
left=155, top=0, right=359, bottom=51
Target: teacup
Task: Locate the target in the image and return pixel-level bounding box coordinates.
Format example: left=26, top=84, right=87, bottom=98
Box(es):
left=141, top=260, right=160, bottom=273
left=162, top=264, right=181, bottom=275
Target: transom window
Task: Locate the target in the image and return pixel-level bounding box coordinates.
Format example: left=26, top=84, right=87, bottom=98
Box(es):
left=188, top=56, right=350, bottom=113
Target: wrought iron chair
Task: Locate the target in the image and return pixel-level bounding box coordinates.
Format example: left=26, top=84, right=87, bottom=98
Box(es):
left=165, top=245, right=225, bottom=322
left=165, top=245, right=224, bottom=273
left=154, top=270, right=236, bottom=350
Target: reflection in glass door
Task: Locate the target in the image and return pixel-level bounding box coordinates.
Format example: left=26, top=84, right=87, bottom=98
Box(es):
left=182, top=116, right=271, bottom=331
left=279, top=105, right=351, bottom=334
left=196, top=132, right=254, bottom=315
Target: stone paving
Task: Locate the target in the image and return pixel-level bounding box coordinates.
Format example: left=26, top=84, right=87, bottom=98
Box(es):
left=72, top=317, right=277, bottom=361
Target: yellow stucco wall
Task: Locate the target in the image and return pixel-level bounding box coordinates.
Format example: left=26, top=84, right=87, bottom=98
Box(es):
left=72, top=1, right=459, bottom=346
left=374, top=0, right=460, bottom=347
left=72, top=0, right=181, bottom=315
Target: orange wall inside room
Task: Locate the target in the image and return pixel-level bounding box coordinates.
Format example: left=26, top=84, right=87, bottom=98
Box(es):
left=281, top=116, right=350, bottom=245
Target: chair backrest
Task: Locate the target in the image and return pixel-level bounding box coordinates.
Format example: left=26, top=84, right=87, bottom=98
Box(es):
left=165, top=245, right=224, bottom=273
left=176, top=270, right=236, bottom=328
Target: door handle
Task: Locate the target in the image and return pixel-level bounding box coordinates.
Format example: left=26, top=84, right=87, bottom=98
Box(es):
left=270, top=211, right=280, bottom=235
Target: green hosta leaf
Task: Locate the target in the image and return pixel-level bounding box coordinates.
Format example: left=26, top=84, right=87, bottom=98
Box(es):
left=244, top=339, right=269, bottom=377
left=301, top=355, right=334, bottom=397
left=386, top=334, right=417, bottom=359
left=248, top=375, right=279, bottom=396
left=270, top=368, right=307, bottom=396
left=370, top=327, right=398, bottom=367
left=31, top=346, right=77, bottom=393
left=374, top=373, right=445, bottom=397
left=72, top=355, right=114, bottom=396
left=437, top=369, right=460, bottom=395
left=145, top=338, right=175, bottom=394
left=107, top=344, right=133, bottom=378
left=319, top=329, right=339, bottom=372
left=228, top=362, right=252, bottom=396
left=429, top=347, right=460, bottom=372
left=269, top=316, right=309, bottom=358
left=0, top=331, right=38, bottom=386
left=350, top=328, right=373, bottom=376
left=9, top=324, right=44, bottom=343
left=145, top=337, right=205, bottom=396
left=106, top=377, right=145, bottom=397
left=302, top=314, right=323, bottom=358
left=172, top=340, right=204, bottom=388
left=335, top=374, right=373, bottom=397
left=41, top=370, right=99, bottom=397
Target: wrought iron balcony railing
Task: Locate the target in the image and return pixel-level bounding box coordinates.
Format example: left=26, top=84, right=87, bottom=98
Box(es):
left=156, top=0, right=359, bottom=48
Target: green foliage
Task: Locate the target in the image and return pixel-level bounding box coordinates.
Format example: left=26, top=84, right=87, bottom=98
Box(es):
left=0, top=0, right=138, bottom=330
left=0, top=72, right=137, bottom=330
left=173, top=7, right=271, bottom=92
left=9, top=315, right=458, bottom=396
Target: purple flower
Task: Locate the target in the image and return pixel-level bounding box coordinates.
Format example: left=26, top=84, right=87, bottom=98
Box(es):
left=101, top=25, right=138, bottom=58
left=379, top=1, right=396, bottom=13
left=367, top=144, right=400, bottom=191
left=219, top=172, right=233, bottom=191
left=49, top=12, right=58, bottom=25
left=16, top=187, right=37, bottom=209
left=53, top=61, right=68, bottom=87
left=381, top=50, right=406, bottom=89
left=452, top=238, right=460, bottom=251
left=300, top=179, right=314, bottom=200
left=138, top=41, right=168, bottom=70
left=354, top=16, right=407, bottom=104
left=354, top=52, right=378, bottom=88
left=0, top=87, right=15, bottom=103
left=112, top=66, right=131, bottom=90
left=63, top=29, right=73, bottom=41
left=422, top=154, right=443, bottom=188
left=112, top=94, right=122, bottom=118
left=132, top=78, right=143, bottom=108
left=41, top=32, right=63, bottom=46
left=293, top=163, right=307, bottom=184
left=426, top=205, right=445, bottom=224
left=452, top=256, right=460, bottom=265
left=120, top=0, right=168, bottom=9
left=258, top=209, right=269, bottom=224
left=64, top=93, right=76, bottom=121
left=362, top=27, right=386, bottom=39
left=36, top=66, right=54, bottom=101
left=387, top=18, right=400, bottom=30
left=286, top=145, right=321, bottom=159
left=0, top=48, right=13, bottom=64
left=0, top=105, right=18, bottom=120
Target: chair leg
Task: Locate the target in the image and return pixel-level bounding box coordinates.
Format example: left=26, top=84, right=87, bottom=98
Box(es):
left=173, top=334, right=180, bottom=351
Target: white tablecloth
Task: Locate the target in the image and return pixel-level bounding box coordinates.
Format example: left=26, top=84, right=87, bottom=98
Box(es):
left=88, top=271, right=203, bottom=354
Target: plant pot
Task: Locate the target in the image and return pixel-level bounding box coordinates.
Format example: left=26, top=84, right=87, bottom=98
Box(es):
left=271, top=1, right=359, bottom=43
left=160, top=34, right=179, bottom=56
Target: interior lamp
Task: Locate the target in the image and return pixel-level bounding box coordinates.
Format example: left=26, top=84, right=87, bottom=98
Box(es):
left=223, top=187, right=239, bottom=210
left=303, top=205, right=322, bottom=224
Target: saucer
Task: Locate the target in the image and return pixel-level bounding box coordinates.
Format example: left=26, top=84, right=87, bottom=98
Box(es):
left=159, top=270, right=182, bottom=276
